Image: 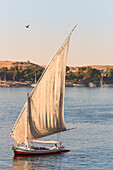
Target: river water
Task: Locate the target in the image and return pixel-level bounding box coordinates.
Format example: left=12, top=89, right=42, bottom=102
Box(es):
left=0, top=87, right=113, bottom=169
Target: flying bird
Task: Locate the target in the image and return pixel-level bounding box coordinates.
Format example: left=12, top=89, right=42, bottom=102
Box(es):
left=25, top=25, right=30, bottom=28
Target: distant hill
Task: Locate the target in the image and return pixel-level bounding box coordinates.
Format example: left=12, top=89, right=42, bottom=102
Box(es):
left=0, top=60, right=44, bottom=70
left=0, top=61, right=113, bottom=72
left=40, top=65, right=113, bottom=72
left=69, top=65, right=113, bottom=72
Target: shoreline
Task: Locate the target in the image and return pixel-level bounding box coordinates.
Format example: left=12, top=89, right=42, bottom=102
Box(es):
left=1, top=81, right=113, bottom=88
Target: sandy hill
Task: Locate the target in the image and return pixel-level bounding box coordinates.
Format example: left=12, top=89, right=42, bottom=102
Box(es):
left=0, top=61, right=113, bottom=72
left=69, top=65, right=113, bottom=72
left=0, top=60, right=43, bottom=70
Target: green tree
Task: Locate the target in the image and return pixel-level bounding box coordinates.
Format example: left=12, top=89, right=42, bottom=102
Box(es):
left=105, top=69, right=113, bottom=84
left=75, top=71, right=85, bottom=80
left=107, top=69, right=113, bottom=78
left=66, top=66, right=70, bottom=72
left=85, top=66, right=92, bottom=79
left=78, top=67, right=86, bottom=72
left=66, top=71, right=75, bottom=80
left=90, top=69, right=101, bottom=83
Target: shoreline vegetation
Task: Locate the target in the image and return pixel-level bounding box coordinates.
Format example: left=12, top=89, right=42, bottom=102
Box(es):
left=0, top=61, right=113, bottom=87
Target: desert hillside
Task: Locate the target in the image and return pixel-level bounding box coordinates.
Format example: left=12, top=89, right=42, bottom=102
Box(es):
left=69, top=65, right=113, bottom=72
left=0, top=60, right=42, bottom=70
left=0, top=61, right=113, bottom=71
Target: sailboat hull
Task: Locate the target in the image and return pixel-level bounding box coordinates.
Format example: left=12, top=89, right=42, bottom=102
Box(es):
left=13, top=147, right=70, bottom=156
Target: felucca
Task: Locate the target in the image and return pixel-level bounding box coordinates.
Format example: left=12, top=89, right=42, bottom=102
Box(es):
left=9, top=26, right=77, bottom=156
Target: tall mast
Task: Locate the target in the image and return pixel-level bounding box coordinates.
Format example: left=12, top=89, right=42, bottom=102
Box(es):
left=25, top=92, right=30, bottom=147
left=4, top=71, right=6, bottom=82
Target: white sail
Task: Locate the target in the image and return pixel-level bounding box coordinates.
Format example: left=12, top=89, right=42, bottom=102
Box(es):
left=10, top=28, right=75, bottom=144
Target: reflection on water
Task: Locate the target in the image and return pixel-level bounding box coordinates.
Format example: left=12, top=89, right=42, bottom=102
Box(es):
left=12, top=154, right=62, bottom=170
left=1, top=87, right=113, bottom=169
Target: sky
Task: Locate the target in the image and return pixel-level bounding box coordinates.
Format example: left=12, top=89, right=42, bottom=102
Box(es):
left=0, top=0, right=113, bottom=66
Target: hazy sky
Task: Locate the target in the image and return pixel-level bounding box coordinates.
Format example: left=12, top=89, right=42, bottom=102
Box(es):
left=0, top=0, right=113, bottom=66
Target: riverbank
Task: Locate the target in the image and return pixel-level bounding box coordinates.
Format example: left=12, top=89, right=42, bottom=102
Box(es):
left=65, top=82, right=113, bottom=87
left=1, top=81, right=113, bottom=88
left=0, top=81, right=32, bottom=87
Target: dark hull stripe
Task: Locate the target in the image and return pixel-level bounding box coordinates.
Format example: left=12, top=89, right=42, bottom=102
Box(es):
left=14, top=149, right=70, bottom=156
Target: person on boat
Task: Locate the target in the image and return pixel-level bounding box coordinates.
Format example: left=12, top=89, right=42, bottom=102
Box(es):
left=50, top=144, right=58, bottom=150
left=55, top=144, right=57, bottom=148
left=54, top=144, right=58, bottom=149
